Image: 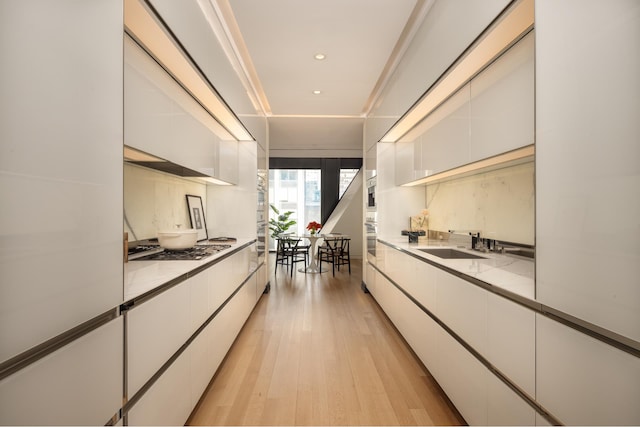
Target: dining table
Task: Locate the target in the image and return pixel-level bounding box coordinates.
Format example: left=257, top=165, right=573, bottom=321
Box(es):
left=297, top=233, right=326, bottom=273
left=298, top=234, right=349, bottom=273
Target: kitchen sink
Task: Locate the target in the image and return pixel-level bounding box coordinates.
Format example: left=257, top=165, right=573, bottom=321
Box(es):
left=418, top=248, right=487, bottom=259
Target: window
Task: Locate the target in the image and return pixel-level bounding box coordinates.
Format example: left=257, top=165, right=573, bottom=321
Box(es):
left=339, top=169, right=359, bottom=199
left=268, top=169, right=322, bottom=249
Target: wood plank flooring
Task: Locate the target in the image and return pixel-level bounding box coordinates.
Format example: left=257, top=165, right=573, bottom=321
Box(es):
left=187, top=258, right=465, bottom=426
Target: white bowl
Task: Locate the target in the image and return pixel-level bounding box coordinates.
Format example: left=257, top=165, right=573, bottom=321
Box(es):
left=157, top=228, right=198, bottom=250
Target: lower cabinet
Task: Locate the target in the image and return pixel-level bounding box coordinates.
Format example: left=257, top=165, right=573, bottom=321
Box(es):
left=536, top=315, right=640, bottom=426
left=487, top=373, right=536, bottom=426
left=370, top=247, right=538, bottom=425
left=127, top=349, right=191, bottom=426
left=373, top=245, right=640, bottom=425
left=125, top=246, right=261, bottom=425
left=0, top=318, right=123, bottom=425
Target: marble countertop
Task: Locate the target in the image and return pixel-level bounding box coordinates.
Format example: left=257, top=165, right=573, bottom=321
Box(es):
left=124, top=237, right=255, bottom=302
left=378, top=236, right=535, bottom=300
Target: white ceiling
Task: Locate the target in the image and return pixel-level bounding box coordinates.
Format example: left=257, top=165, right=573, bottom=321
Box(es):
left=214, top=0, right=425, bottom=153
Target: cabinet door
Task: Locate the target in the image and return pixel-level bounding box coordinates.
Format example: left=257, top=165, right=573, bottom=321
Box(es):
left=535, top=0, right=640, bottom=342
left=124, top=36, right=222, bottom=178
left=435, top=323, right=487, bottom=426
left=536, top=315, right=640, bottom=425
left=435, top=269, right=488, bottom=357
left=217, top=139, right=239, bottom=184
left=127, top=280, right=191, bottom=397
left=401, top=254, right=437, bottom=313
left=0, top=318, right=123, bottom=425
left=487, top=293, right=535, bottom=397
left=421, top=84, right=470, bottom=175
left=469, top=31, right=534, bottom=161
left=487, top=373, right=536, bottom=426
left=0, top=0, right=123, bottom=362
left=365, top=262, right=377, bottom=296
left=127, top=348, right=191, bottom=426
left=394, top=140, right=415, bottom=185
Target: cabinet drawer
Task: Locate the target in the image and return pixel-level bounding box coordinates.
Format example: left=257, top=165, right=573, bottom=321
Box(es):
left=127, top=348, right=191, bottom=426
left=127, top=280, right=191, bottom=397
left=487, top=372, right=536, bottom=425
left=435, top=323, right=488, bottom=426
left=487, top=293, right=535, bottom=397
left=536, top=315, right=640, bottom=425
left=435, top=269, right=488, bottom=356
left=0, top=318, right=123, bottom=425
left=400, top=254, right=437, bottom=313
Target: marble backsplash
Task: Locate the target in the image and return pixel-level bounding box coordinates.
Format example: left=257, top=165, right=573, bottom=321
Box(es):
left=424, top=161, right=534, bottom=245
left=124, top=163, right=207, bottom=241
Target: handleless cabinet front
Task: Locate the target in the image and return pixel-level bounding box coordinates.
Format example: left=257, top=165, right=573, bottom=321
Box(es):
left=127, top=280, right=192, bottom=398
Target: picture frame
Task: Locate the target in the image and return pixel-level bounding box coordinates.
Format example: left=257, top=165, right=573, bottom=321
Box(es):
left=185, top=194, right=208, bottom=241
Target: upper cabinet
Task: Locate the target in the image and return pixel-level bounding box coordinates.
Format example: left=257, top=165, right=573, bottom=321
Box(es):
left=419, top=84, right=471, bottom=177
left=124, top=36, right=238, bottom=184
left=395, top=31, right=534, bottom=186
left=370, top=0, right=511, bottom=124
left=469, top=31, right=534, bottom=162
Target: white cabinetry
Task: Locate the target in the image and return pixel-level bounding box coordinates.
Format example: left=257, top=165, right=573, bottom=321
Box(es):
left=536, top=315, right=640, bottom=425
left=371, top=246, right=539, bottom=425
left=487, top=373, right=535, bottom=426
left=128, top=263, right=258, bottom=426
left=419, top=84, right=471, bottom=177
left=535, top=0, right=640, bottom=343
left=393, top=31, right=534, bottom=186
left=469, top=31, right=534, bottom=161
left=217, top=139, right=239, bottom=185
left=126, top=245, right=258, bottom=424
left=487, top=293, right=535, bottom=397
left=370, top=0, right=510, bottom=123
left=0, top=0, right=123, bottom=363
left=435, top=323, right=487, bottom=425
left=127, top=348, right=192, bottom=426
left=124, top=36, right=238, bottom=183
left=127, top=279, right=192, bottom=397
left=394, top=140, right=415, bottom=185
left=0, top=318, right=123, bottom=425
left=435, top=268, right=487, bottom=356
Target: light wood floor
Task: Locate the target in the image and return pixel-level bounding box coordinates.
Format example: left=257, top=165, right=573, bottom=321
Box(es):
left=187, top=258, right=465, bottom=426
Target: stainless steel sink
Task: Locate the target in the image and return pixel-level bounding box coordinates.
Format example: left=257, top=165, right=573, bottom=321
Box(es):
left=418, top=248, right=487, bottom=259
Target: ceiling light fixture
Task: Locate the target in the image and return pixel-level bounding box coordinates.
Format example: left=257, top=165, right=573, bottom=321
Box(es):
left=314, top=53, right=326, bottom=60
left=313, top=90, right=322, bottom=95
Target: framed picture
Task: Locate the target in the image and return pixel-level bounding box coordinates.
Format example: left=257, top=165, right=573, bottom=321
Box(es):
left=185, top=194, right=208, bottom=241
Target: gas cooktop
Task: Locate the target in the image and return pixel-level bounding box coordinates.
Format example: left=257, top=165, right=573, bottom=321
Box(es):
left=129, top=244, right=231, bottom=261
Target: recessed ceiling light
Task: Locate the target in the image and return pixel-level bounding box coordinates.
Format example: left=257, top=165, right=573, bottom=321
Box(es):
left=314, top=53, right=326, bottom=60
left=313, top=90, right=322, bottom=95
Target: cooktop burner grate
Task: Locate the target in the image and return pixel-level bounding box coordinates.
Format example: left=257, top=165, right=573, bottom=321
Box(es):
left=131, top=244, right=231, bottom=261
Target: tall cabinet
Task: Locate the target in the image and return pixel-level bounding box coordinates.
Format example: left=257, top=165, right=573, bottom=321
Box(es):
left=0, top=1, right=124, bottom=424
left=535, top=1, right=640, bottom=424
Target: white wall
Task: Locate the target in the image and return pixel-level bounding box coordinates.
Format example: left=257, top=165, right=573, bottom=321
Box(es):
left=425, top=162, right=535, bottom=245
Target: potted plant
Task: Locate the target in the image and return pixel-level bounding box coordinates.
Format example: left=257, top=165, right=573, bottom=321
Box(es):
left=269, top=204, right=296, bottom=238
left=306, top=221, right=322, bottom=235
